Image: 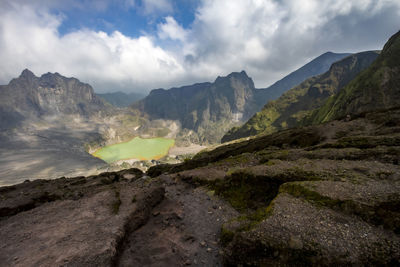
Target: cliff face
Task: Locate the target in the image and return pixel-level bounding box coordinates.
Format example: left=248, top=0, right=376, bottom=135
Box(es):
left=133, top=71, right=265, bottom=144
left=222, top=51, right=379, bottom=142
left=0, top=69, right=107, bottom=128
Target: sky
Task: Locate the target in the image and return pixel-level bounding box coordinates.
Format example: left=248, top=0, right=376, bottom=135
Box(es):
left=0, top=0, right=399, bottom=93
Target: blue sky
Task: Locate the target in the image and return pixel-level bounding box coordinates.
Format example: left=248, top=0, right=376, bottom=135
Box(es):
left=57, top=1, right=198, bottom=38
left=0, top=0, right=399, bottom=93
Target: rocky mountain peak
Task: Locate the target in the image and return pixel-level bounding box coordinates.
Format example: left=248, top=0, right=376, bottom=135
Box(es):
left=0, top=70, right=108, bottom=120
left=19, top=69, right=36, bottom=79
left=215, top=70, right=255, bottom=89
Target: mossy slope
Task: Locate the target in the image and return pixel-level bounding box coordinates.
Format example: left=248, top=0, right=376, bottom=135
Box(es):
left=309, top=30, right=400, bottom=124
left=222, top=51, right=379, bottom=142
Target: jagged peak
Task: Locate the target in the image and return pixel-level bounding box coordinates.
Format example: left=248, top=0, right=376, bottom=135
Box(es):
left=215, top=70, right=252, bottom=83
left=227, top=70, right=249, bottom=79
left=19, top=69, right=36, bottom=79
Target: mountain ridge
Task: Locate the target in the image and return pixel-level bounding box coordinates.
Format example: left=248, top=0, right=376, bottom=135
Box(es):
left=259, top=51, right=351, bottom=100
left=221, top=51, right=379, bottom=142
left=132, top=52, right=352, bottom=144
left=309, top=30, right=400, bottom=123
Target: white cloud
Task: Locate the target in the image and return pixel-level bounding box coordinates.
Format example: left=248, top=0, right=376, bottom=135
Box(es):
left=0, top=2, right=184, bottom=92
left=142, top=0, right=173, bottom=15
left=0, top=0, right=399, bottom=93
left=158, top=16, right=187, bottom=41
left=178, top=0, right=400, bottom=87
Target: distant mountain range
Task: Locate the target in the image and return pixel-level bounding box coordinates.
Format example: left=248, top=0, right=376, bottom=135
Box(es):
left=222, top=51, right=379, bottom=142
left=132, top=52, right=350, bottom=144
left=97, top=91, right=145, bottom=107
left=0, top=51, right=351, bottom=144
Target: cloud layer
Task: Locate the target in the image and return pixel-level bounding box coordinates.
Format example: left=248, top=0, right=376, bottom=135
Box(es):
left=0, top=0, right=399, bottom=93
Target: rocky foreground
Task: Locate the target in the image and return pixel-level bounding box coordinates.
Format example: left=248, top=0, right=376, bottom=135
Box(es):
left=1, top=108, right=400, bottom=266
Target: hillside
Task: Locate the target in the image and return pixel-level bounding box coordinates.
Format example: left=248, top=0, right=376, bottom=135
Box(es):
left=222, top=51, right=379, bottom=142
left=309, top=30, right=400, bottom=123
left=260, top=52, right=351, bottom=100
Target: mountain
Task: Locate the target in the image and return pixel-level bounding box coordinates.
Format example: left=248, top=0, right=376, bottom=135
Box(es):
left=309, top=30, right=400, bottom=124
left=222, top=51, right=379, bottom=142
left=0, top=69, right=107, bottom=128
left=131, top=52, right=351, bottom=144
left=260, top=52, right=351, bottom=101
left=97, top=91, right=145, bottom=107
left=133, top=71, right=267, bottom=144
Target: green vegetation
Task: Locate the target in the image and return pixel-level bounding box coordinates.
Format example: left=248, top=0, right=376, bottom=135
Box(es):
left=209, top=171, right=283, bottom=211
left=92, top=137, right=175, bottom=163
left=309, top=31, right=400, bottom=124
left=111, top=189, right=121, bottom=214
left=222, top=51, right=379, bottom=142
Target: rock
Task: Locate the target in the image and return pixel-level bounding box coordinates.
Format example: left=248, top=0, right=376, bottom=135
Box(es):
left=288, top=236, right=303, bottom=250
left=152, top=211, right=160, bottom=216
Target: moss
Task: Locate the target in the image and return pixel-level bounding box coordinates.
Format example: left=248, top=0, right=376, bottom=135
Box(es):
left=131, top=195, right=137, bottom=203
left=266, top=160, right=276, bottom=166
left=226, top=167, right=242, bottom=176
left=220, top=225, right=235, bottom=246
left=210, top=171, right=283, bottom=212
left=217, top=153, right=253, bottom=166
left=220, top=203, right=275, bottom=247
left=280, top=182, right=345, bottom=208
left=257, top=149, right=291, bottom=163
left=111, top=189, right=122, bottom=214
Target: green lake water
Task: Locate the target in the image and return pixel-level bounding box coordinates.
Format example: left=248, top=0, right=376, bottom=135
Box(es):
left=92, top=137, right=175, bottom=163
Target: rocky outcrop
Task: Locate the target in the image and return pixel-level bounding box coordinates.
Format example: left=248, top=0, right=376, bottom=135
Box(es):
left=160, top=107, right=400, bottom=265
left=0, top=69, right=108, bottom=127
left=0, top=168, right=166, bottom=266
left=133, top=71, right=265, bottom=144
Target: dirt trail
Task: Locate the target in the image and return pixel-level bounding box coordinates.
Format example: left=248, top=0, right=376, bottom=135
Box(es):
left=116, top=175, right=238, bottom=266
